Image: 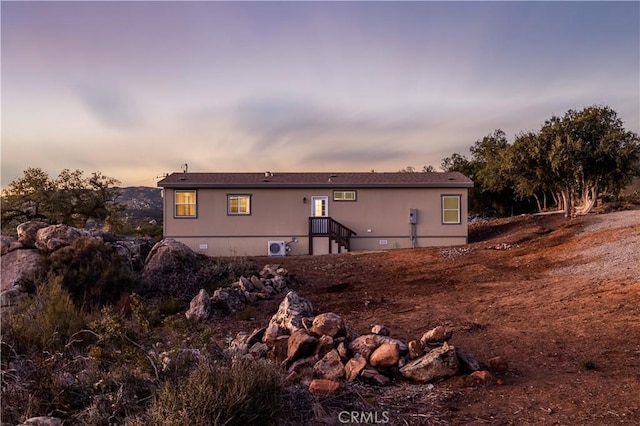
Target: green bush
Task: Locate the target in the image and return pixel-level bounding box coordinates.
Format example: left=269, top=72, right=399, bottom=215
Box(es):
left=128, top=357, right=282, bottom=426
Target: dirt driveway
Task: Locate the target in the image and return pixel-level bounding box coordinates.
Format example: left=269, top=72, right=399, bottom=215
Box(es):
left=222, top=209, right=640, bottom=425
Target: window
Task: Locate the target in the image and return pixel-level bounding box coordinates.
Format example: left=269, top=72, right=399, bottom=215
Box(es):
left=175, top=190, right=197, bottom=217
left=442, top=195, right=461, bottom=224
left=228, top=194, right=251, bottom=215
left=333, top=190, right=357, bottom=201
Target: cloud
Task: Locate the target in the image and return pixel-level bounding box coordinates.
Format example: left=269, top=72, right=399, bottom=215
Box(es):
left=74, top=84, right=142, bottom=129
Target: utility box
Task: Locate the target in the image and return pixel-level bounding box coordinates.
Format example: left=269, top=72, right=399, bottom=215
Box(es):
left=408, top=208, right=418, bottom=224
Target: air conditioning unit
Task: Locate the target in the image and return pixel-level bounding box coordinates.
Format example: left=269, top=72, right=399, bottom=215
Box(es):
left=267, top=240, right=286, bottom=257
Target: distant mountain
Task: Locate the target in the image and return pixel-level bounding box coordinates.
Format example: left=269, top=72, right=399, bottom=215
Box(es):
left=115, top=186, right=163, bottom=225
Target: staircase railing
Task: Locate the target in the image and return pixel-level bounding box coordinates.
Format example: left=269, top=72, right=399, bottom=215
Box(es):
left=308, top=217, right=357, bottom=254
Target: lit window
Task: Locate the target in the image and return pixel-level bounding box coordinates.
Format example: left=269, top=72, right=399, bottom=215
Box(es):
left=228, top=195, right=251, bottom=215
left=442, top=195, right=461, bottom=224
left=175, top=190, right=197, bottom=217
left=333, top=190, right=357, bottom=201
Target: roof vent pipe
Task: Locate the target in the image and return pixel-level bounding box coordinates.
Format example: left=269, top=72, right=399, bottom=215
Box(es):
left=265, top=171, right=272, bottom=177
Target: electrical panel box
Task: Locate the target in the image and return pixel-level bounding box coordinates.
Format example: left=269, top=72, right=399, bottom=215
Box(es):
left=409, top=208, right=418, bottom=224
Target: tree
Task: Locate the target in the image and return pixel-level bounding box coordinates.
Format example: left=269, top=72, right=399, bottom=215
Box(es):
left=2, top=168, right=123, bottom=232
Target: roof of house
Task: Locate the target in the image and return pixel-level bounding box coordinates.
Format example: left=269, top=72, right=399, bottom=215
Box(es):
left=158, top=171, right=473, bottom=189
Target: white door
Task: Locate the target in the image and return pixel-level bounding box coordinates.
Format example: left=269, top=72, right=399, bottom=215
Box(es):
left=311, top=196, right=328, bottom=233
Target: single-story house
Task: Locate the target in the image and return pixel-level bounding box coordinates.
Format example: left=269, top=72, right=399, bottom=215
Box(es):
left=157, top=171, right=473, bottom=257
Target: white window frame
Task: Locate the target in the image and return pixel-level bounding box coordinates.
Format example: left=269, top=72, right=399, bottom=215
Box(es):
left=442, top=195, right=461, bottom=224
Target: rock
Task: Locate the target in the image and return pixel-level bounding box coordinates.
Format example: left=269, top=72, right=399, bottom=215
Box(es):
left=408, top=340, right=424, bottom=359
left=345, top=353, right=367, bottom=382
left=420, top=326, right=453, bottom=346
left=371, top=324, right=390, bottom=336
left=239, top=276, right=254, bottom=292
left=263, top=321, right=282, bottom=346
left=1, top=249, right=44, bottom=291
left=1, top=235, right=23, bottom=255
left=488, top=356, right=509, bottom=372
left=288, top=355, right=317, bottom=376
left=143, top=238, right=198, bottom=276
left=369, top=342, right=401, bottom=368
left=337, top=341, right=349, bottom=361
left=287, top=329, right=318, bottom=362
left=456, top=347, right=481, bottom=372
left=467, top=370, right=493, bottom=386
left=350, top=334, right=407, bottom=361
left=185, top=289, right=211, bottom=321
left=35, top=224, right=90, bottom=252
left=314, top=335, right=335, bottom=359
left=16, top=221, right=49, bottom=248
left=349, top=335, right=378, bottom=360
left=1, top=286, right=28, bottom=307
left=211, top=288, right=245, bottom=313
left=247, top=327, right=266, bottom=346
left=309, top=379, right=342, bottom=396
left=259, top=264, right=281, bottom=278
left=271, top=335, right=290, bottom=364
left=400, top=343, right=460, bottom=382
left=270, top=275, right=288, bottom=292
left=251, top=275, right=266, bottom=291
left=244, top=291, right=257, bottom=304
left=361, top=368, right=391, bottom=386
left=19, top=417, right=63, bottom=426
left=266, top=291, right=314, bottom=335
left=249, top=342, right=269, bottom=359
left=313, top=349, right=345, bottom=381
left=309, top=312, right=345, bottom=338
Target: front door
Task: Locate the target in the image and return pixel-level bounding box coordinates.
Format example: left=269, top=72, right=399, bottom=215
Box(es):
left=311, top=196, right=328, bottom=233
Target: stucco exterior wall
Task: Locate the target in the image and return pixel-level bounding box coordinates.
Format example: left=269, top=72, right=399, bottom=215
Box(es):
left=162, top=187, right=469, bottom=257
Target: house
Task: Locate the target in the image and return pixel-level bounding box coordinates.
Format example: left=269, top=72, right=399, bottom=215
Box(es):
left=157, top=171, right=473, bottom=257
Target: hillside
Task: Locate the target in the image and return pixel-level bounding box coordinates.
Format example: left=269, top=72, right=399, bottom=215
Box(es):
left=115, top=186, right=163, bottom=224
left=221, top=208, right=640, bottom=424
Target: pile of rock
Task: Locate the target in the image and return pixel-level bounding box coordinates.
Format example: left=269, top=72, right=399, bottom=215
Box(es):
left=226, top=291, right=496, bottom=395
left=185, top=264, right=294, bottom=321
left=1, top=221, right=152, bottom=308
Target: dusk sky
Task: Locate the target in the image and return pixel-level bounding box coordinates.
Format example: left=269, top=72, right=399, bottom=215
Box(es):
left=2, top=1, right=639, bottom=187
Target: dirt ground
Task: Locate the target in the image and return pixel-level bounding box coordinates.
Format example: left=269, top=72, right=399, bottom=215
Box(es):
left=217, top=209, right=640, bottom=425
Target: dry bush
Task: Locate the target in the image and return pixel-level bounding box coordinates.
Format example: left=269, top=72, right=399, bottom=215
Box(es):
left=45, top=237, right=139, bottom=307
left=127, top=357, right=283, bottom=426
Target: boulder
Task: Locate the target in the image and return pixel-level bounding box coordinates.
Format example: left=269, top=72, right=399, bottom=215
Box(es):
left=249, top=342, right=269, bottom=359
left=369, top=342, right=401, bottom=368
left=143, top=238, right=198, bottom=276
left=259, top=264, right=281, bottom=278
left=314, top=335, right=335, bottom=359
left=266, top=291, right=314, bottom=335
left=309, top=312, right=345, bottom=338
left=361, top=368, right=391, bottom=386
left=185, top=289, right=211, bottom=321
left=488, top=356, right=509, bottom=372
left=16, top=221, right=49, bottom=248
left=1, top=235, right=23, bottom=255
left=350, top=334, right=407, bottom=361
left=313, top=349, right=345, bottom=381
left=1, top=285, right=28, bottom=307
left=400, top=343, right=459, bottom=382
left=35, top=224, right=91, bottom=252
left=1, top=249, right=44, bottom=291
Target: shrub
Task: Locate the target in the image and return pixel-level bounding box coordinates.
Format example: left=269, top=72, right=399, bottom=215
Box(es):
left=2, top=277, right=85, bottom=354
left=128, top=357, right=282, bottom=426
left=45, top=237, right=139, bottom=308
